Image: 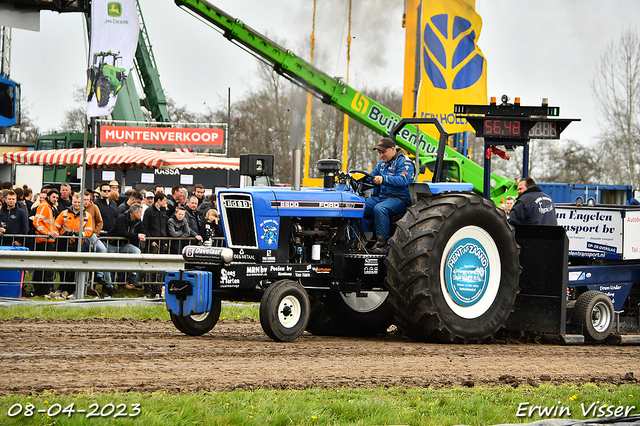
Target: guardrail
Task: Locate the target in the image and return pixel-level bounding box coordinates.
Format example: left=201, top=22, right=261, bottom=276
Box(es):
left=0, top=251, right=185, bottom=272
left=0, top=235, right=225, bottom=299
left=0, top=234, right=224, bottom=254
left=0, top=251, right=185, bottom=299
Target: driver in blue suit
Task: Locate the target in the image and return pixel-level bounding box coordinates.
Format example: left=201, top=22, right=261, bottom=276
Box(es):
left=365, top=138, right=415, bottom=252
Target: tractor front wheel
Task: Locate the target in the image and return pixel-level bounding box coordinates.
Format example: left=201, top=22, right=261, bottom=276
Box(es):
left=260, top=280, right=310, bottom=342
left=87, top=69, right=96, bottom=101
left=170, top=298, right=221, bottom=336
left=87, top=81, right=94, bottom=102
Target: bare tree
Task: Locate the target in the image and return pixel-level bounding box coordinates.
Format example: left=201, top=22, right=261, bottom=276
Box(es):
left=203, top=53, right=405, bottom=183
left=218, top=62, right=294, bottom=183
left=167, top=97, right=208, bottom=124
left=592, top=29, right=640, bottom=188
left=60, top=86, right=88, bottom=132
left=486, top=138, right=602, bottom=185
left=530, top=139, right=602, bottom=183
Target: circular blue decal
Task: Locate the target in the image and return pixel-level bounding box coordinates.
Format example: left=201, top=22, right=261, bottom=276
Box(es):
left=445, top=237, right=490, bottom=307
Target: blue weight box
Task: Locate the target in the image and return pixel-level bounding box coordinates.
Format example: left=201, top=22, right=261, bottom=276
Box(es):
left=165, top=270, right=212, bottom=316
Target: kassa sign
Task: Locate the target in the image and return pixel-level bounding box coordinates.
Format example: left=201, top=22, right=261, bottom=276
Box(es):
left=100, top=125, right=224, bottom=150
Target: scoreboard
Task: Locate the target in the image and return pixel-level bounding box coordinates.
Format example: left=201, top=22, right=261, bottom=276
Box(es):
left=455, top=98, right=579, bottom=141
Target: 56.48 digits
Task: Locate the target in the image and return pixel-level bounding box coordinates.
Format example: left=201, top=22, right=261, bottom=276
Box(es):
left=7, top=402, right=141, bottom=418
left=483, top=119, right=521, bottom=136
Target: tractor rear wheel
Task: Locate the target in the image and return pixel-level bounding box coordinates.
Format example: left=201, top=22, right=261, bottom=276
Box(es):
left=385, top=193, right=520, bottom=343
left=573, top=290, right=614, bottom=341
left=260, top=280, right=310, bottom=342
left=96, top=77, right=111, bottom=107
left=170, top=298, right=222, bottom=336
left=306, top=290, right=394, bottom=337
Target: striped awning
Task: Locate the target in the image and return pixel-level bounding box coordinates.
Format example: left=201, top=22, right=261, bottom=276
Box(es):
left=1, top=147, right=239, bottom=170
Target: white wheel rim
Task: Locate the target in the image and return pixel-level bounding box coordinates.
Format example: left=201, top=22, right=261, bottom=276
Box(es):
left=278, top=295, right=302, bottom=329
left=340, top=291, right=388, bottom=313
left=592, top=301, right=611, bottom=332
left=190, top=312, right=210, bottom=322
left=440, top=225, right=501, bottom=319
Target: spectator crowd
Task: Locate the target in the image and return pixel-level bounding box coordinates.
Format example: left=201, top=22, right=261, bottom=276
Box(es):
left=0, top=180, right=223, bottom=299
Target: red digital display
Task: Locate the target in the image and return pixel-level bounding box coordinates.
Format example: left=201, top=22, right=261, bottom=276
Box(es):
left=483, top=119, right=521, bottom=137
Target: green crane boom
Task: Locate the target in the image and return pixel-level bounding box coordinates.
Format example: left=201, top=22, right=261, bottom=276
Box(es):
left=132, top=0, right=170, bottom=123
left=175, top=0, right=517, bottom=202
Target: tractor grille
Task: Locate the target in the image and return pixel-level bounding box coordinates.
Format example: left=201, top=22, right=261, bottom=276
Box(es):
left=220, top=193, right=257, bottom=248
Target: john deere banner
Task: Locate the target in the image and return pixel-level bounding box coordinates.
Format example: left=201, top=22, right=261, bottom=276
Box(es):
left=403, top=0, right=487, bottom=135
left=87, top=0, right=139, bottom=118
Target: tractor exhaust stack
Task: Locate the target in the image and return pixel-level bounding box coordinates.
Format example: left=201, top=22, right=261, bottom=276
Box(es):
left=292, top=148, right=302, bottom=191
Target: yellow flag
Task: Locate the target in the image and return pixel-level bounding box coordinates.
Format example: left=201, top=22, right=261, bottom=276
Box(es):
left=404, top=0, right=487, bottom=135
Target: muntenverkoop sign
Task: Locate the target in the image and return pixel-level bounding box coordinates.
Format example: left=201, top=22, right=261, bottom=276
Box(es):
left=556, top=206, right=640, bottom=260
left=99, top=125, right=224, bottom=150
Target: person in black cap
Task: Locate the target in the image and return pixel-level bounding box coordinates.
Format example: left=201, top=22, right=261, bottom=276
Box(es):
left=364, top=137, right=415, bottom=252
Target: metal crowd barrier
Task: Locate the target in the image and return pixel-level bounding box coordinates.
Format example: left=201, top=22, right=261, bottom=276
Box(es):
left=0, top=234, right=225, bottom=299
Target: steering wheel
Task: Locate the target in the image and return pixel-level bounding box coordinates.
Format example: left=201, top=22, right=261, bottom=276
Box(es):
left=348, top=170, right=377, bottom=195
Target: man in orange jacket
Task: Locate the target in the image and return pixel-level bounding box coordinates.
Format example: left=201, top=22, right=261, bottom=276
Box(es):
left=82, top=190, right=113, bottom=294
left=55, top=193, right=94, bottom=297
left=32, top=188, right=60, bottom=295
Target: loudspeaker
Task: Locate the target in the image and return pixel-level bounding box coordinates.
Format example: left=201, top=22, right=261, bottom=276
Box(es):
left=239, top=154, right=274, bottom=177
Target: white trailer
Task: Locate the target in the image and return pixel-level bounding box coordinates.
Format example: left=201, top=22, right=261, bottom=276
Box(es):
left=556, top=204, right=640, bottom=342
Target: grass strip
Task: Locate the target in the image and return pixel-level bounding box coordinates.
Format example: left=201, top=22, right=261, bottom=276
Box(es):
left=0, top=303, right=259, bottom=321
left=0, top=384, right=638, bottom=425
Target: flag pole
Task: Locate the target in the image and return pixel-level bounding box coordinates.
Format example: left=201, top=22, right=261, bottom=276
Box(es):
left=79, top=3, right=92, bottom=257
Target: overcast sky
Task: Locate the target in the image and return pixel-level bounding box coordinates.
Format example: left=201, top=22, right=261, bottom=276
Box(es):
left=8, top=0, right=640, bottom=146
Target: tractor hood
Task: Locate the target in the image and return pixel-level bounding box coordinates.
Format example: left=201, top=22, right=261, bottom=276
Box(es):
left=218, top=186, right=365, bottom=219
left=217, top=186, right=365, bottom=250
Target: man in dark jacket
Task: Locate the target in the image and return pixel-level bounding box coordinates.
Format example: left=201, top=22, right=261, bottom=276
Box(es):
left=166, top=184, right=185, bottom=217
left=141, top=192, right=169, bottom=243
left=117, top=190, right=142, bottom=215
left=192, top=184, right=206, bottom=206
left=95, top=182, right=119, bottom=235
left=140, top=192, right=169, bottom=296
left=13, top=187, right=29, bottom=216
left=0, top=190, right=29, bottom=247
left=184, top=196, right=204, bottom=242
left=107, top=203, right=146, bottom=288
left=58, top=183, right=73, bottom=210
left=508, top=177, right=557, bottom=226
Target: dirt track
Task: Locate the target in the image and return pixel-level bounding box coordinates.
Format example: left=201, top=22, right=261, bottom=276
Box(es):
left=0, top=318, right=638, bottom=395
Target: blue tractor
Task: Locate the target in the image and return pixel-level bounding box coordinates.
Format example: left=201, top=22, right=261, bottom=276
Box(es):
left=165, top=119, right=521, bottom=342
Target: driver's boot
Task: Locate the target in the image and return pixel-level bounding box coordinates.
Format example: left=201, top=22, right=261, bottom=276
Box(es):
left=371, top=235, right=387, bottom=254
